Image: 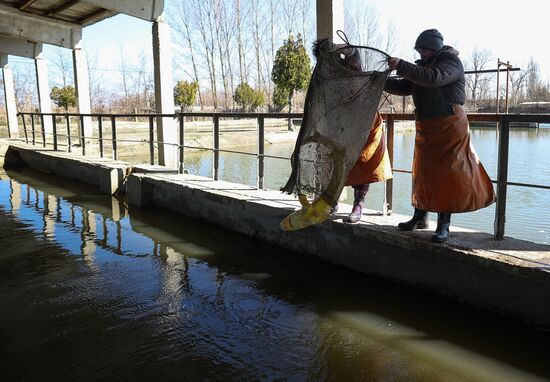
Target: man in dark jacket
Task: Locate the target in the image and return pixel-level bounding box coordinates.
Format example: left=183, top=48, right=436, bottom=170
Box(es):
left=385, top=29, right=495, bottom=243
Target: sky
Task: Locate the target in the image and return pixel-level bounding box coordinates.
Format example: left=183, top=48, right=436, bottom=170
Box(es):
left=39, top=0, right=550, bottom=88
left=360, top=0, right=550, bottom=81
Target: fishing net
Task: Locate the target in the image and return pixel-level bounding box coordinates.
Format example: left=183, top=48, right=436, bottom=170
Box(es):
left=281, top=38, right=391, bottom=206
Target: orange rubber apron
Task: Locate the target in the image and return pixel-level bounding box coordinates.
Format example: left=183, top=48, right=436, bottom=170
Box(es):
left=412, top=105, right=495, bottom=213
left=346, top=112, right=393, bottom=186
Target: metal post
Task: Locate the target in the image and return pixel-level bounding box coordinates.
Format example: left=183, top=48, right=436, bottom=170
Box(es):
left=505, top=61, right=511, bottom=113
left=98, top=117, right=103, bottom=158
left=149, top=115, right=155, bottom=165
left=79, top=115, right=85, bottom=156
left=213, top=115, right=220, bottom=180
left=496, top=58, right=500, bottom=114
left=51, top=115, right=57, bottom=151
left=21, top=114, right=28, bottom=144
left=384, top=116, right=395, bottom=214
left=111, top=116, right=117, bottom=160
left=179, top=114, right=184, bottom=174
left=40, top=114, right=46, bottom=147
left=258, top=116, right=265, bottom=189
left=65, top=114, right=71, bottom=153
left=494, top=115, right=510, bottom=240
left=30, top=114, right=35, bottom=145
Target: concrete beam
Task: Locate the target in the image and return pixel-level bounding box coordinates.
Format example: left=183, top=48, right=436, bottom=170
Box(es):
left=0, top=3, right=81, bottom=48
left=1, top=55, right=19, bottom=137
left=81, top=0, right=164, bottom=22
left=152, top=17, right=176, bottom=168
left=0, top=35, right=42, bottom=59
left=316, top=0, right=344, bottom=41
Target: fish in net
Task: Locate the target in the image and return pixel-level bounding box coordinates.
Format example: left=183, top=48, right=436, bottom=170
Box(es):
left=280, top=36, right=391, bottom=231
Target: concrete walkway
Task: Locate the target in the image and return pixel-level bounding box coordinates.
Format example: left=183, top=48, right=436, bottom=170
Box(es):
left=2, top=139, right=550, bottom=326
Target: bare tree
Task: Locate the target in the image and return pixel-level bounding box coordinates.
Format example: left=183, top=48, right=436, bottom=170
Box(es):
left=117, top=44, right=130, bottom=100
left=345, top=4, right=382, bottom=48
left=526, top=57, right=548, bottom=101
left=251, top=0, right=264, bottom=91
left=51, top=47, right=73, bottom=87
left=509, top=69, right=529, bottom=108
left=464, top=47, right=493, bottom=110
left=213, top=0, right=231, bottom=110
left=12, top=61, right=37, bottom=112
left=195, top=0, right=218, bottom=109
left=170, top=0, right=204, bottom=109
left=280, top=0, right=299, bottom=38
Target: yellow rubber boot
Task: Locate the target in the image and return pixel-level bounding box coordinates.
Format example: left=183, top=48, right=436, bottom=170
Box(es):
left=280, top=196, right=332, bottom=231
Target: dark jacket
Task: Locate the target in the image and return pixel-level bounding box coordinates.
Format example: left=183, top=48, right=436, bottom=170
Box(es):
left=384, top=46, right=465, bottom=120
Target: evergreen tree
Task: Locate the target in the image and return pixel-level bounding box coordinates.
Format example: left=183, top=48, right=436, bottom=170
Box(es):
left=271, top=34, right=311, bottom=129
left=50, top=86, right=76, bottom=112
left=174, top=80, right=199, bottom=111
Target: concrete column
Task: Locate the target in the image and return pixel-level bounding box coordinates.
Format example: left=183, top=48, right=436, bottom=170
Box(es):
left=316, top=0, right=344, bottom=41
left=82, top=210, right=97, bottom=263
left=72, top=40, right=92, bottom=139
left=34, top=49, right=53, bottom=137
left=44, top=194, right=57, bottom=239
left=1, top=55, right=19, bottom=138
left=10, top=179, right=21, bottom=213
left=153, top=15, right=177, bottom=168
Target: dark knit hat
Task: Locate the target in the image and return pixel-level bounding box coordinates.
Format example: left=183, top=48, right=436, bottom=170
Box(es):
left=414, top=29, right=444, bottom=51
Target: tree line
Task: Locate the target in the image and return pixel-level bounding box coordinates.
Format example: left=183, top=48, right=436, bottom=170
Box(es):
left=3, top=0, right=549, bottom=116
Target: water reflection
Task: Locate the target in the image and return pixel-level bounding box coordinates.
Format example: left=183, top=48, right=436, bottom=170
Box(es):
left=1, top=168, right=550, bottom=381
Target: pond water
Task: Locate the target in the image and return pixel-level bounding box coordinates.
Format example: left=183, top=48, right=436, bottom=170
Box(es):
left=1, top=168, right=550, bottom=381
left=181, top=125, right=550, bottom=245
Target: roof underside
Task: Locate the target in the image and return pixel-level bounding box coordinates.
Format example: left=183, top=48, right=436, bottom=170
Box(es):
left=0, top=0, right=116, bottom=27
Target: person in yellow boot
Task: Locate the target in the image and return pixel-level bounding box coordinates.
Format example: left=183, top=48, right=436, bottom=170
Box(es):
left=343, top=111, right=393, bottom=223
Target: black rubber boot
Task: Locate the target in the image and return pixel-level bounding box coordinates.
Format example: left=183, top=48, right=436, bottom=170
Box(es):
left=344, top=184, right=369, bottom=224
left=398, top=208, right=429, bottom=231
left=431, top=213, right=451, bottom=243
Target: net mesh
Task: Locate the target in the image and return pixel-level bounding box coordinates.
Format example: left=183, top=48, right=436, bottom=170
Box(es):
left=281, top=40, right=391, bottom=205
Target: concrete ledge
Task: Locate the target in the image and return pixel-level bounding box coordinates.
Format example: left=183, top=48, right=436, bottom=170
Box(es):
left=1, top=140, right=131, bottom=195
left=127, top=171, right=550, bottom=326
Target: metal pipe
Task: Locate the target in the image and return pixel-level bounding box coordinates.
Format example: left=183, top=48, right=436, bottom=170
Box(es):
left=31, top=114, right=35, bottom=145
left=179, top=114, right=184, bottom=174
left=52, top=115, right=57, bottom=151
left=494, top=115, right=510, bottom=240
left=258, top=116, right=265, bottom=189
left=385, top=116, right=395, bottom=214
left=65, top=114, right=71, bottom=153
left=149, top=116, right=154, bottom=165
left=111, top=116, right=117, bottom=160
left=213, top=115, right=220, bottom=180
left=79, top=115, right=85, bottom=156
left=21, top=114, right=28, bottom=144
left=40, top=114, right=46, bottom=147
left=98, top=117, right=103, bottom=158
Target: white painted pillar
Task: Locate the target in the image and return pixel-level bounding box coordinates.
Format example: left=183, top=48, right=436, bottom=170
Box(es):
left=10, top=179, right=21, bottom=213
left=83, top=210, right=97, bottom=263
left=153, top=15, right=177, bottom=168
left=44, top=194, right=57, bottom=239
left=316, top=0, right=345, bottom=41
left=1, top=55, right=19, bottom=138
left=72, top=40, right=92, bottom=139
left=34, top=49, right=53, bottom=137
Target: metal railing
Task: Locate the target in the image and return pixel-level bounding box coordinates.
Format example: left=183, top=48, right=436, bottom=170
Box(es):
left=16, top=110, right=550, bottom=241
